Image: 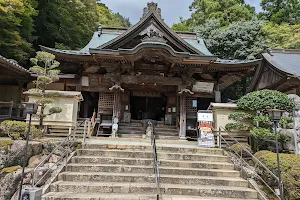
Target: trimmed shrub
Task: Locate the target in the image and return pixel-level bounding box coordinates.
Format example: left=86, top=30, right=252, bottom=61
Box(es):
left=254, top=151, right=300, bottom=199
left=0, top=120, right=43, bottom=140
left=237, top=90, right=295, bottom=112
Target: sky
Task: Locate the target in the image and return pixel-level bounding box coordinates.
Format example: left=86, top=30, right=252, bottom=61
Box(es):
left=101, top=0, right=262, bottom=26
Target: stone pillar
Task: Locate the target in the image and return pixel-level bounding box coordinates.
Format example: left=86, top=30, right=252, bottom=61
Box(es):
left=288, top=94, right=300, bottom=155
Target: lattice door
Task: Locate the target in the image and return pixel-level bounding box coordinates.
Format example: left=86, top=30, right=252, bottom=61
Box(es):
left=186, top=97, right=197, bottom=113
left=98, top=92, right=114, bottom=115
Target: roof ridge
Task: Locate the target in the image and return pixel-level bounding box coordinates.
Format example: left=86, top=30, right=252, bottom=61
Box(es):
left=271, top=48, right=300, bottom=54
left=0, top=55, right=30, bottom=74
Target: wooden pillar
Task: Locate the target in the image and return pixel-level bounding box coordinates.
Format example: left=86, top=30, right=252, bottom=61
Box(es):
left=83, top=93, right=89, bottom=118
left=179, top=93, right=186, bottom=139
left=76, top=78, right=82, bottom=119
left=214, top=84, right=221, bottom=103
left=113, top=89, right=121, bottom=118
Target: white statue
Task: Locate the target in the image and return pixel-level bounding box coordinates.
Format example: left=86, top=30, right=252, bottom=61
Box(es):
left=111, top=117, right=119, bottom=138
left=143, top=121, right=153, bottom=139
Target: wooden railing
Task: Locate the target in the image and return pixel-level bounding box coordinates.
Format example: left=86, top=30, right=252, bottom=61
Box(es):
left=0, top=101, right=26, bottom=121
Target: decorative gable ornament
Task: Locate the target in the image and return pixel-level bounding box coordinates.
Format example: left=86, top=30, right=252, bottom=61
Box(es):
left=143, top=2, right=162, bottom=18
left=139, top=23, right=167, bottom=43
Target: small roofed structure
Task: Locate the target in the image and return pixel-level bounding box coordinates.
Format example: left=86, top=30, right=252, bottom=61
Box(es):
left=250, top=49, right=300, bottom=94
left=24, top=90, right=83, bottom=127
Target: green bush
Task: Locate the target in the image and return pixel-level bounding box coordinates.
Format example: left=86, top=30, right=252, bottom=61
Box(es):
left=251, top=127, right=291, bottom=152
left=229, top=143, right=252, bottom=158
left=237, top=90, right=295, bottom=112
left=279, top=116, right=294, bottom=129
left=0, top=120, right=43, bottom=140
left=251, top=127, right=291, bottom=142
left=254, top=151, right=300, bottom=199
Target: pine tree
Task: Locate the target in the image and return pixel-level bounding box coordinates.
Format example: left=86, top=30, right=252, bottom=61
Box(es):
left=28, top=51, right=63, bottom=128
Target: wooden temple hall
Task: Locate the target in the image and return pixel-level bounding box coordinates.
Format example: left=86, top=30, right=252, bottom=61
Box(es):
left=41, top=2, right=260, bottom=138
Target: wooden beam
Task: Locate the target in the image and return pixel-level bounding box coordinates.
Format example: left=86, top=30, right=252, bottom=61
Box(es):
left=169, top=63, right=175, bottom=73
left=120, top=75, right=182, bottom=86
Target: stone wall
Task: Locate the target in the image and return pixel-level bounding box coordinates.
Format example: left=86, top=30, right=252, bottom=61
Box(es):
left=288, top=94, right=300, bottom=154
left=0, top=140, right=79, bottom=200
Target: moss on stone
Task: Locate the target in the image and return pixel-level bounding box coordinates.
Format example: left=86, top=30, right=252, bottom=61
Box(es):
left=0, top=140, right=14, bottom=150
left=1, top=165, right=22, bottom=173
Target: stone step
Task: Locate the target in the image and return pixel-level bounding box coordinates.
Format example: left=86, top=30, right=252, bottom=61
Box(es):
left=77, top=149, right=229, bottom=162
left=45, top=133, right=84, bottom=138
left=71, top=156, right=234, bottom=170
left=43, top=192, right=259, bottom=200
left=118, top=126, right=177, bottom=131
left=66, top=163, right=241, bottom=177
left=84, top=144, right=224, bottom=155
left=118, top=130, right=144, bottom=135
left=118, top=129, right=178, bottom=136
left=50, top=181, right=258, bottom=199
left=58, top=172, right=248, bottom=187
left=118, top=133, right=178, bottom=140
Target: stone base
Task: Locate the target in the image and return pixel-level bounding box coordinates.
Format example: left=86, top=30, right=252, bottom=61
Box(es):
left=179, top=136, right=186, bottom=140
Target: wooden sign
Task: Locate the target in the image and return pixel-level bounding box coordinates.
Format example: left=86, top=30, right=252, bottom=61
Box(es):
left=192, top=82, right=215, bottom=93
left=132, top=92, right=161, bottom=97
left=89, top=74, right=99, bottom=87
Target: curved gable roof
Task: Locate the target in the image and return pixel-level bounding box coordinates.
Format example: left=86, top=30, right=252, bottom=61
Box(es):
left=96, top=11, right=206, bottom=55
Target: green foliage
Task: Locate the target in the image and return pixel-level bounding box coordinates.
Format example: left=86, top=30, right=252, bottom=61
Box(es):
left=1, top=165, right=22, bottom=173
left=0, top=0, right=37, bottom=63
left=197, top=19, right=265, bottom=60
left=229, top=143, right=252, bottom=157
left=251, top=127, right=275, bottom=140
left=225, top=122, right=250, bottom=131
left=279, top=116, right=293, bottom=129
left=262, top=23, right=300, bottom=49
left=226, top=90, right=294, bottom=152
left=35, top=0, right=98, bottom=50
left=254, top=151, right=300, bottom=199
left=253, top=115, right=273, bottom=128
left=237, top=90, right=295, bottom=112
left=96, top=2, right=131, bottom=28
left=48, top=107, right=63, bottom=115
left=228, top=112, right=254, bottom=122
left=260, top=0, right=300, bottom=24
left=172, top=17, right=191, bottom=32
left=0, top=120, right=43, bottom=140
left=28, top=51, right=62, bottom=128
left=188, top=0, right=255, bottom=27
left=225, top=112, right=254, bottom=131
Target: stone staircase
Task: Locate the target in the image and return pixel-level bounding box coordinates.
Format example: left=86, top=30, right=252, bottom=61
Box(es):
left=43, top=141, right=259, bottom=200
left=119, top=120, right=178, bottom=140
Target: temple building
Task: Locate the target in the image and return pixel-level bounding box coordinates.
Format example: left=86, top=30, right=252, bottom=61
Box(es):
left=250, top=49, right=300, bottom=94
left=40, top=2, right=260, bottom=138
left=0, top=55, right=30, bottom=121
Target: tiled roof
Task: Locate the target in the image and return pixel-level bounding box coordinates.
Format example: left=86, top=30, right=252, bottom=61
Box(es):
left=0, top=55, right=30, bottom=74
left=263, top=49, right=300, bottom=76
